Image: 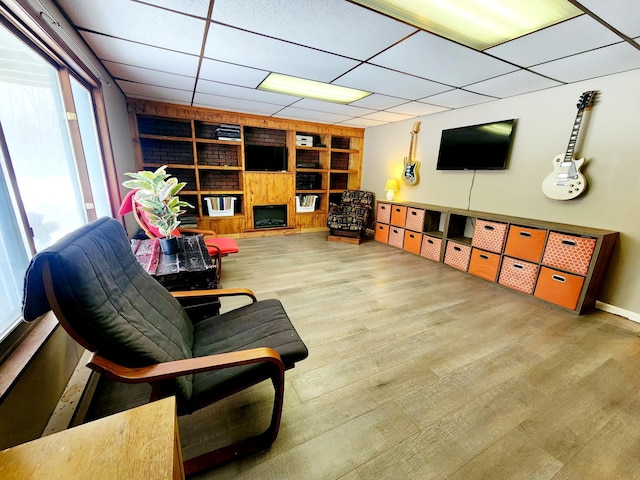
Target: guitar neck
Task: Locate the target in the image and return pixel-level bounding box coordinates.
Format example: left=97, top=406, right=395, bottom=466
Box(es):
left=564, top=111, right=585, bottom=162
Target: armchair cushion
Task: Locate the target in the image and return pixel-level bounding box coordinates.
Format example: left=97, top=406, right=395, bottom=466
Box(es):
left=189, top=298, right=307, bottom=410
left=23, top=218, right=195, bottom=402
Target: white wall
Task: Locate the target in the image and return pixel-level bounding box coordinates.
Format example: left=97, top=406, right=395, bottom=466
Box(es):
left=362, top=69, right=640, bottom=316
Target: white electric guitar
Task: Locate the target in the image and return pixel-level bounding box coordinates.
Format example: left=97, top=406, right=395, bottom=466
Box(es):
left=542, top=90, right=596, bottom=200
left=403, top=121, right=421, bottom=186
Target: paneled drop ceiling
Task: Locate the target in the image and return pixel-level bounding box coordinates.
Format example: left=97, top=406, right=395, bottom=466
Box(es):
left=52, top=0, right=640, bottom=126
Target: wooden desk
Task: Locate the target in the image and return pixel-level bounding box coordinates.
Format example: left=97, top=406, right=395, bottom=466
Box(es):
left=0, top=397, right=184, bottom=480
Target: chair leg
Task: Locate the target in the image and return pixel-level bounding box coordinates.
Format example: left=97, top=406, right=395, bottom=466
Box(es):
left=183, top=364, right=285, bottom=476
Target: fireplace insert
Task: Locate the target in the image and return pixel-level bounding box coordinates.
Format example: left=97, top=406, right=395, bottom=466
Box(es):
left=253, top=205, right=287, bottom=229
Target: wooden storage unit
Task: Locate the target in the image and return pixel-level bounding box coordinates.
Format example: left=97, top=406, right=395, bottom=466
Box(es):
left=127, top=99, right=363, bottom=235
left=374, top=201, right=618, bottom=314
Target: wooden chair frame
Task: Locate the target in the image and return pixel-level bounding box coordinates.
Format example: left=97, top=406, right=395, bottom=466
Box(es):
left=41, top=261, right=287, bottom=476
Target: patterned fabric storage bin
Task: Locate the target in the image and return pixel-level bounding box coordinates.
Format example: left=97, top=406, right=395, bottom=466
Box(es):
left=542, top=232, right=596, bottom=276
left=390, top=205, right=407, bottom=227
left=471, top=219, right=508, bottom=253
left=403, top=230, right=422, bottom=254
left=388, top=227, right=404, bottom=249
left=504, top=225, right=547, bottom=263
left=444, top=241, right=471, bottom=271
left=534, top=266, right=585, bottom=310
left=375, top=223, right=389, bottom=243
left=377, top=202, right=391, bottom=224
left=468, top=248, right=501, bottom=282
left=405, top=207, right=425, bottom=232
left=498, top=256, right=540, bottom=294
left=420, top=235, right=442, bottom=261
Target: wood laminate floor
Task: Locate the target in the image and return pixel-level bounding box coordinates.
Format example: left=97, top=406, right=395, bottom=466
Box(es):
left=85, top=231, right=640, bottom=480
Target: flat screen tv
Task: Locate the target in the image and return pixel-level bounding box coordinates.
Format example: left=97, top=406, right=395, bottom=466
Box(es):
left=244, top=144, right=287, bottom=171
left=436, top=119, right=516, bottom=170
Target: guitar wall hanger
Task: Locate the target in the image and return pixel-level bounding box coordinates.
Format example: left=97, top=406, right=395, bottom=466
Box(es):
left=542, top=90, right=597, bottom=201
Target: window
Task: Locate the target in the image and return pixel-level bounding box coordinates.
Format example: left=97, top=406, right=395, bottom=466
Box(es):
left=0, top=22, right=109, bottom=342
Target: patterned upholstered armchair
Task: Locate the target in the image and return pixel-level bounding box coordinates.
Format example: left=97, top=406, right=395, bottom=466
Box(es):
left=326, top=190, right=375, bottom=244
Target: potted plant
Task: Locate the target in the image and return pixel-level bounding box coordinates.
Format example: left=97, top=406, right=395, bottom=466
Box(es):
left=123, top=165, right=193, bottom=254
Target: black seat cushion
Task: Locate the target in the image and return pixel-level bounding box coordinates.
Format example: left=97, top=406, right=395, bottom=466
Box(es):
left=189, top=299, right=308, bottom=411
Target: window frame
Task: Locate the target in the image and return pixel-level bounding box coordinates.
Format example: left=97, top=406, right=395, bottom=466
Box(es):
left=0, top=1, right=121, bottom=387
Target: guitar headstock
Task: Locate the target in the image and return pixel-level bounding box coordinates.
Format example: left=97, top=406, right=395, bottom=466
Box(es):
left=411, top=121, right=421, bottom=134
left=577, top=90, right=597, bottom=112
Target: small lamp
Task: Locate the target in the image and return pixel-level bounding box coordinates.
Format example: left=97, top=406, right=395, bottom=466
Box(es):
left=384, top=179, right=398, bottom=201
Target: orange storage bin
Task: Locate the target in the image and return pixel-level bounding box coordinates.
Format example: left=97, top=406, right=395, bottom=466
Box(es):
left=377, top=202, right=391, bottom=224
left=388, top=227, right=404, bottom=249
left=534, top=266, right=585, bottom=310
left=542, top=232, right=596, bottom=276
left=390, top=205, right=407, bottom=227
left=444, top=241, right=471, bottom=271
left=471, top=219, right=508, bottom=253
left=375, top=223, right=389, bottom=243
left=498, top=256, right=539, bottom=294
left=468, top=248, right=501, bottom=282
left=504, top=225, right=547, bottom=263
left=405, top=207, right=425, bottom=232
left=420, top=235, right=442, bottom=261
left=403, top=230, right=422, bottom=254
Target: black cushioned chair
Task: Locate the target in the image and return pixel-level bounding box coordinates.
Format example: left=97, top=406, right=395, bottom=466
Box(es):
left=326, top=190, right=375, bottom=244
left=22, top=217, right=308, bottom=475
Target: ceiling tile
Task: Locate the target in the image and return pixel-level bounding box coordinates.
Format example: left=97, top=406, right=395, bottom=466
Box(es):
left=387, top=102, right=449, bottom=116
left=198, top=59, right=268, bottom=88
left=193, top=93, right=286, bottom=115
left=369, top=31, right=517, bottom=87
left=530, top=42, right=640, bottom=83
left=142, top=0, right=211, bottom=18
left=209, top=0, right=416, bottom=60
left=349, top=93, right=408, bottom=110
left=421, top=89, right=495, bottom=108
left=292, top=98, right=375, bottom=116
left=359, top=111, right=415, bottom=123
left=466, top=70, right=562, bottom=98
left=338, top=117, right=388, bottom=127
left=204, top=24, right=359, bottom=82
left=56, top=0, right=206, bottom=54
left=103, top=61, right=196, bottom=90
left=80, top=32, right=200, bottom=76
left=335, top=64, right=450, bottom=99
left=576, top=0, right=640, bottom=38
left=275, top=107, right=352, bottom=124
left=117, top=80, right=193, bottom=103
left=196, top=79, right=301, bottom=105
left=487, top=15, right=622, bottom=67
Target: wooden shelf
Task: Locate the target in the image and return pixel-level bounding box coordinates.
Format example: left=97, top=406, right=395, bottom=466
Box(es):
left=128, top=99, right=363, bottom=234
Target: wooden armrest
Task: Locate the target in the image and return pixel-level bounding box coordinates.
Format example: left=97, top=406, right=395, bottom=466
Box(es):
left=170, top=287, right=257, bottom=302
left=87, top=347, right=283, bottom=384
left=179, top=227, right=218, bottom=236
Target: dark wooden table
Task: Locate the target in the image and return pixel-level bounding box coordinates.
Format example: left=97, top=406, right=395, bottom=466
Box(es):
left=131, top=235, right=220, bottom=318
left=131, top=235, right=217, bottom=291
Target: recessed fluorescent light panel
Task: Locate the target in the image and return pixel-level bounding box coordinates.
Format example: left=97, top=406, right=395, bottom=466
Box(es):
left=352, top=0, right=582, bottom=50
left=258, top=73, right=371, bottom=104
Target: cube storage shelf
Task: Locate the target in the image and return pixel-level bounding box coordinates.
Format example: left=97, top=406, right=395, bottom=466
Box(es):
left=375, top=201, right=618, bottom=315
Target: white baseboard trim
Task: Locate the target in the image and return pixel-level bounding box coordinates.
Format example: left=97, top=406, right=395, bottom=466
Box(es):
left=596, top=301, right=640, bottom=324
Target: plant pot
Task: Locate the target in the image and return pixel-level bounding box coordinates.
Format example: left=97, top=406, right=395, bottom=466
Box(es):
left=160, top=237, right=178, bottom=255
